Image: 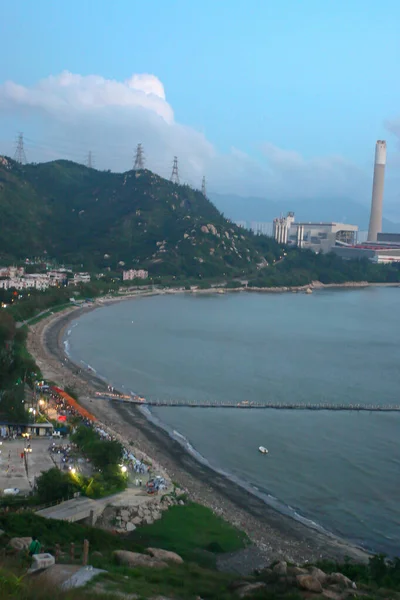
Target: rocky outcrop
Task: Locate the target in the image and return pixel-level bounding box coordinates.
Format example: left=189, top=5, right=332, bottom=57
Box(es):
left=327, top=572, right=356, bottom=589
left=296, top=574, right=323, bottom=593
left=273, top=560, right=287, bottom=575
left=146, top=548, right=183, bottom=564
left=114, top=550, right=167, bottom=569
left=99, top=491, right=185, bottom=533
left=236, top=582, right=267, bottom=598
left=9, top=537, right=32, bottom=551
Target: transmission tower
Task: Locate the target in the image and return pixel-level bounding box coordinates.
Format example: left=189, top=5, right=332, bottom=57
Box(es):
left=201, top=176, right=207, bottom=197
left=14, top=132, right=27, bottom=164
left=133, top=143, right=145, bottom=170
left=86, top=151, right=94, bottom=169
left=170, top=156, right=180, bottom=184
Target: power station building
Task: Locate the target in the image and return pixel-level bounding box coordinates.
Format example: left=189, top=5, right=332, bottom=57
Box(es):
left=332, top=140, right=400, bottom=263
left=273, top=214, right=358, bottom=253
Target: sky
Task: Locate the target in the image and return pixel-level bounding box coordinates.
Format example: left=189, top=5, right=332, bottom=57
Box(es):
left=0, top=0, right=399, bottom=216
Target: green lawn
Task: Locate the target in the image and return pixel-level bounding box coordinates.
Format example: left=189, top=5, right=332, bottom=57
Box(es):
left=129, top=502, right=249, bottom=566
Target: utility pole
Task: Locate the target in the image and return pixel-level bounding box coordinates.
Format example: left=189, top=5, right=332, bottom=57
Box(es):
left=14, top=132, right=27, bottom=164
left=170, top=156, right=180, bottom=184
left=86, top=151, right=94, bottom=169
left=133, top=143, right=145, bottom=170
left=201, top=176, right=206, bottom=197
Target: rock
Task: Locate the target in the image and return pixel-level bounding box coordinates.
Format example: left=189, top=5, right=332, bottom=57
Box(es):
left=289, top=566, right=308, bottom=576
left=91, top=551, right=103, bottom=558
left=309, top=566, right=328, bottom=584
left=132, top=517, right=142, bottom=525
left=146, top=548, right=183, bottom=564
left=0, top=529, right=5, bottom=536
left=126, top=523, right=136, bottom=532
left=327, top=573, right=355, bottom=589
left=273, top=561, right=287, bottom=575
left=145, top=517, right=153, bottom=525
left=237, top=582, right=267, bottom=598
left=228, top=580, right=248, bottom=591
left=178, top=500, right=184, bottom=505
left=114, top=550, right=167, bottom=569
left=152, top=512, right=162, bottom=521
left=9, top=537, right=32, bottom=551
left=297, top=574, right=323, bottom=593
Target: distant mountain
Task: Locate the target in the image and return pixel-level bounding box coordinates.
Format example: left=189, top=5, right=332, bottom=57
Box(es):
left=211, top=193, right=400, bottom=233
left=0, top=158, right=281, bottom=276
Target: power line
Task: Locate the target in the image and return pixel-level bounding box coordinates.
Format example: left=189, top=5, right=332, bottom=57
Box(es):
left=86, top=151, right=94, bottom=169
left=133, top=143, right=145, bottom=170
left=170, top=156, right=180, bottom=184
left=201, top=176, right=207, bottom=197
left=14, top=132, right=27, bottom=164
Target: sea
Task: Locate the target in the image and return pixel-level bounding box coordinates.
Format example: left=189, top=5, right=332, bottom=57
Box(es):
left=64, top=287, right=400, bottom=555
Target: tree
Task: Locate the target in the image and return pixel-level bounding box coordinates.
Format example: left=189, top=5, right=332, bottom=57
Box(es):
left=35, top=467, right=78, bottom=503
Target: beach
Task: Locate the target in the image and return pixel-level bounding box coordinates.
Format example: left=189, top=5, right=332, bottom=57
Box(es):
left=27, top=296, right=372, bottom=566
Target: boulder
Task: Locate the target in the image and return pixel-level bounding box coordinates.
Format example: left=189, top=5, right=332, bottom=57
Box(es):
left=126, top=523, right=136, bottom=532
left=289, top=566, right=308, bottom=576
left=0, top=529, right=5, bottom=537
left=273, top=561, right=287, bottom=575
left=91, top=551, right=103, bottom=558
left=132, top=517, right=142, bottom=525
left=309, top=566, right=328, bottom=584
left=120, top=510, right=130, bottom=521
left=114, top=550, right=167, bottom=569
left=146, top=548, right=183, bottom=564
left=297, top=574, right=323, bottom=593
left=237, top=582, right=267, bottom=598
left=327, top=572, right=355, bottom=589
left=9, top=537, right=32, bottom=551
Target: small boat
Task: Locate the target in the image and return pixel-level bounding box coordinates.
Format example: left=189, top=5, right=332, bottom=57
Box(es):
left=259, top=446, right=268, bottom=454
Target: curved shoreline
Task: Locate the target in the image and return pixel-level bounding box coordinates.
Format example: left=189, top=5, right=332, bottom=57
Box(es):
left=27, top=298, right=371, bottom=565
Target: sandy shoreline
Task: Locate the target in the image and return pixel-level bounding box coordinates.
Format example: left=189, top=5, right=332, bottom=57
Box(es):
left=26, top=295, right=372, bottom=565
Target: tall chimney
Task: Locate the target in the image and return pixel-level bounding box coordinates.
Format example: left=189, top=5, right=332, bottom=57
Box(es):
left=367, top=140, right=386, bottom=242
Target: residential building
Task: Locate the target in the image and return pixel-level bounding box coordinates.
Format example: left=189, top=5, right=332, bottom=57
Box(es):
left=123, top=269, right=149, bottom=281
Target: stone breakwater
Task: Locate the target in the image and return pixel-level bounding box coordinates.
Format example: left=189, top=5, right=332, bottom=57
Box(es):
left=99, top=492, right=186, bottom=533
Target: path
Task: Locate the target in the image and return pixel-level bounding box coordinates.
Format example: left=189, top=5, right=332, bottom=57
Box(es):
left=36, top=487, right=152, bottom=523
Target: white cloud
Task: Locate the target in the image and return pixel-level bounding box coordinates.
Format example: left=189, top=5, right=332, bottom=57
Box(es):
left=0, top=70, right=375, bottom=202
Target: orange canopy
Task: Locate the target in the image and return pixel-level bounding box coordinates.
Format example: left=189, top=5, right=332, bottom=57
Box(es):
left=51, top=386, right=97, bottom=422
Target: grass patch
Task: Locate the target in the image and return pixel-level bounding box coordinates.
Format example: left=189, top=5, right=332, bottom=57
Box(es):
left=129, top=502, right=249, bottom=566
left=91, top=562, right=237, bottom=600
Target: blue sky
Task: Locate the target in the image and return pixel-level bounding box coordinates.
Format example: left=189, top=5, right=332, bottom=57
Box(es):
left=0, top=0, right=399, bottom=208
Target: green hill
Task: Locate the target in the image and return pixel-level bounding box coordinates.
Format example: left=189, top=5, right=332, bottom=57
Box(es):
left=0, top=157, right=281, bottom=277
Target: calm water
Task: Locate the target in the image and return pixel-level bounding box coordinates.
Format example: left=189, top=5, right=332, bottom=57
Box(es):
left=65, top=288, right=400, bottom=554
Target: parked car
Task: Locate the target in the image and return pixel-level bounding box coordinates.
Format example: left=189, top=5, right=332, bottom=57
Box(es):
left=3, top=488, right=20, bottom=496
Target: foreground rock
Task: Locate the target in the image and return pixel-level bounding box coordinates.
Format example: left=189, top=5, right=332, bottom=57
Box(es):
left=296, top=574, right=323, bottom=593
left=9, top=537, right=32, bottom=551
left=236, top=582, right=267, bottom=598
left=146, top=548, right=183, bottom=564
left=113, top=550, right=168, bottom=569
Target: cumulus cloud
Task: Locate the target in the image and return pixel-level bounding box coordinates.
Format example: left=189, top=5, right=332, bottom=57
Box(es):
left=0, top=70, right=371, bottom=201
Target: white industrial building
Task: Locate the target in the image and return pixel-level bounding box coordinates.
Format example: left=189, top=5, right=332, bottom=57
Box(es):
left=273, top=213, right=358, bottom=253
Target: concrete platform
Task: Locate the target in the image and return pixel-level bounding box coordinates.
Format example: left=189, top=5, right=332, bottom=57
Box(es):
left=0, top=438, right=55, bottom=494
left=29, top=564, right=105, bottom=590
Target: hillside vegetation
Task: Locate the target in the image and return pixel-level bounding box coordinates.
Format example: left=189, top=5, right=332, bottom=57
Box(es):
left=0, top=157, right=281, bottom=277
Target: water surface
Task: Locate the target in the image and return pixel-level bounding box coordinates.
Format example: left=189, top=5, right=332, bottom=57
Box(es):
left=66, top=288, right=400, bottom=554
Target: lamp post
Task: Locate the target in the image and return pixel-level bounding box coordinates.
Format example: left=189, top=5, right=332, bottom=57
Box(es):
left=23, top=445, right=32, bottom=478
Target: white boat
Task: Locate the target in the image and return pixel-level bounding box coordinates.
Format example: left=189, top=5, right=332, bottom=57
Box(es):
left=258, top=446, right=268, bottom=454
